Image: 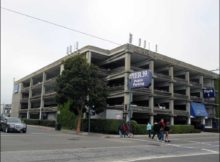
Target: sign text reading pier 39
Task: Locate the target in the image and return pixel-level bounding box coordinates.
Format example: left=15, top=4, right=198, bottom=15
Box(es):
left=129, top=70, right=152, bottom=89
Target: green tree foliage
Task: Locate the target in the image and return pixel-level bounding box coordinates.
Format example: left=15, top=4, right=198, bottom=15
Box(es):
left=56, top=54, right=108, bottom=133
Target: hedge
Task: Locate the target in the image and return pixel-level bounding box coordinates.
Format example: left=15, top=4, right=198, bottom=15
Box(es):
left=81, top=120, right=201, bottom=134
left=169, top=125, right=201, bottom=134
left=81, top=119, right=123, bottom=134
left=23, top=119, right=55, bottom=127
left=204, top=128, right=220, bottom=133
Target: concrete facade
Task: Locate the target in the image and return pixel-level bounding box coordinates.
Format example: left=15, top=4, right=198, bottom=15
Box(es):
left=11, top=44, right=219, bottom=127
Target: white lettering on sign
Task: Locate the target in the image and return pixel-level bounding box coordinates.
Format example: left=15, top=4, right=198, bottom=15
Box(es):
left=129, top=70, right=149, bottom=79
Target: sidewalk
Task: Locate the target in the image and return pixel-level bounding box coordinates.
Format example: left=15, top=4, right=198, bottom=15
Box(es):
left=28, top=125, right=219, bottom=138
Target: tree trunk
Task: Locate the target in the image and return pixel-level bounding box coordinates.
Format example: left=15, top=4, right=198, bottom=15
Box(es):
left=76, top=108, right=82, bottom=134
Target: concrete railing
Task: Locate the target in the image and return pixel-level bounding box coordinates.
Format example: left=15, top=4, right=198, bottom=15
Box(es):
left=155, top=73, right=171, bottom=80
left=42, top=107, right=57, bottom=112
left=174, top=93, right=188, bottom=100
left=21, top=87, right=29, bottom=92
left=154, top=108, right=172, bottom=115
left=174, top=110, right=188, bottom=116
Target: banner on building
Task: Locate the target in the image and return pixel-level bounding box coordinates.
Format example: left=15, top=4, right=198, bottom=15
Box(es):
left=14, top=84, right=19, bottom=93
left=203, top=88, right=215, bottom=98
left=129, top=70, right=152, bottom=89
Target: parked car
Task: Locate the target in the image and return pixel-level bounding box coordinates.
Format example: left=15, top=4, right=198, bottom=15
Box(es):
left=0, top=114, right=8, bottom=131
left=1, top=117, right=27, bottom=133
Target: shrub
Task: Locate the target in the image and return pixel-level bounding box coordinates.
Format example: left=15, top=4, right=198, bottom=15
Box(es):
left=57, top=102, right=76, bottom=129
left=23, top=119, right=40, bottom=125
left=169, top=125, right=201, bottom=134
left=204, top=128, right=220, bottom=133
left=23, top=119, right=55, bottom=127
left=39, top=120, right=55, bottom=127
left=81, top=119, right=123, bottom=134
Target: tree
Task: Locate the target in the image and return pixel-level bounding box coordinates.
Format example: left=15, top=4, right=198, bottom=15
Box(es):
left=56, top=54, right=108, bottom=133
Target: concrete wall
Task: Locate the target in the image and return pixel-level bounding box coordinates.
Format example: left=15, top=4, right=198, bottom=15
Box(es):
left=106, top=109, right=123, bottom=119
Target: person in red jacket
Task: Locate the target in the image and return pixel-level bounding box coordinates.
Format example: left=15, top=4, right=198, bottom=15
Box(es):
left=159, top=118, right=165, bottom=141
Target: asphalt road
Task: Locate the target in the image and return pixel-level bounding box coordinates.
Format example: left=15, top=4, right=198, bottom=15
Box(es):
left=1, top=125, right=219, bottom=162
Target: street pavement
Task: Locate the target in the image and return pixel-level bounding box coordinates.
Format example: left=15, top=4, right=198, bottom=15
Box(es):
left=1, top=125, right=219, bottom=162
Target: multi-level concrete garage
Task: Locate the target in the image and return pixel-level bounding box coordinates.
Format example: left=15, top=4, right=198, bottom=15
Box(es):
left=11, top=44, right=219, bottom=128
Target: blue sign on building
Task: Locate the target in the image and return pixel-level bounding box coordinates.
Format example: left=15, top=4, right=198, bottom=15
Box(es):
left=129, top=70, right=152, bottom=89
left=203, top=88, right=215, bottom=98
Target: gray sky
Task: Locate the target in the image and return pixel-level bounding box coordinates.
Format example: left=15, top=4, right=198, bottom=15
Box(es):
left=1, top=0, right=219, bottom=104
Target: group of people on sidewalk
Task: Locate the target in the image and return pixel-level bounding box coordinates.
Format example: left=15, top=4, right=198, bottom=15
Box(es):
left=118, top=118, right=170, bottom=142
left=146, top=118, right=170, bottom=142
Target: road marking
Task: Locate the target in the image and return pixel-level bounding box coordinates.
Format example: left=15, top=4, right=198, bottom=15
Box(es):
left=201, top=148, right=219, bottom=154
left=114, top=151, right=219, bottom=162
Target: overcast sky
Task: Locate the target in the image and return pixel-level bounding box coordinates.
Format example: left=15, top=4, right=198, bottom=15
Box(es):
left=1, top=0, right=219, bottom=104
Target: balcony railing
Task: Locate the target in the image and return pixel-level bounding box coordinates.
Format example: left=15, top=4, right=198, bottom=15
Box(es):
left=31, top=95, right=41, bottom=100
left=132, top=106, right=151, bottom=113
left=174, top=77, right=188, bottom=84
left=29, top=108, right=40, bottom=112
left=154, top=89, right=171, bottom=96
left=108, top=85, right=124, bottom=91
left=42, top=106, right=57, bottom=112
left=44, top=92, right=56, bottom=98
left=155, top=73, right=171, bottom=80
left=154, top=108, right=172, bottom=115
left=45, top=77, right=57, bottom=84
left=21, top=87, right=29, bottom=92
left=190, top=96, right=202, bottom=102
left=174, top=93, right=188, bottom=100
left=32, top=83, right=42, bottom=89
left=108, top=67, right=125, bottom=75
left=19, top=109, right=28, bottom=113
left=174, top=110, right=188, bottom=116
left=190, top=81, right=202, bottom=88
left=20, top=98, right=28, bottom=103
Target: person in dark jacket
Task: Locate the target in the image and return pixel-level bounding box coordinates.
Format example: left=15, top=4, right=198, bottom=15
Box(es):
left=159, top=118, right=165, bottom=141
left=151, top=121, right=160, bottom=140
left=164, top=122, right=170, bottom=142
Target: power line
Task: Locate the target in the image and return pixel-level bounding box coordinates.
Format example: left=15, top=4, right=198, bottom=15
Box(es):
left=1, top=7, right=121, bottom=46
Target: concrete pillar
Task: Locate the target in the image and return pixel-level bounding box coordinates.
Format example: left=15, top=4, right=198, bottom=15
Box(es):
left=169, top=66, right=174, bottom=80
left=201, top=117, right=206, bottom=125
left=149, top=61, right=154, bottom=93
left=170, top=117, right=174, bottom=125
left=149, top=60, right=154, bottom=123
left=199, top=76, right=204, bottom=99
left=169, top=66, right=174, bottom=97
left=60, top=64, right=64, bottom=75
left=186, top=102, right=191, bottom=125
left=39, top=72, right=46, bottom=120
left=149, top=97, right=154, bottom=116
left=169, top=100, right=174, bottom=125
left=27, top=78, right=33, bottom=119
left=150, top=116, right=154, bottom=125
left=86, top=51, right=92, bottom=64
left=185, top=72, right=190, bottom=84
left=185, top=72, right=190, bottom=100
left=124, top=52, right=131, bottom=121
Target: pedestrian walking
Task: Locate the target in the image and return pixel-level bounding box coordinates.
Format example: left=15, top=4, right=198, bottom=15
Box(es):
left=159, top=118, right=165, bottom=141
left=127, top=122, right=134, bottom=138
left=164, top=122, right=170, bottom=142
left=146, top=122, right=152, bottom=138
left=118, top=123, right=123, bottom=138
left=151, top=121, right=160, bottom=140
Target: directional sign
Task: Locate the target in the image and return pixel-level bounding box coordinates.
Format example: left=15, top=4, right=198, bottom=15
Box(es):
left=129, top=70, right=152, bottom=89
